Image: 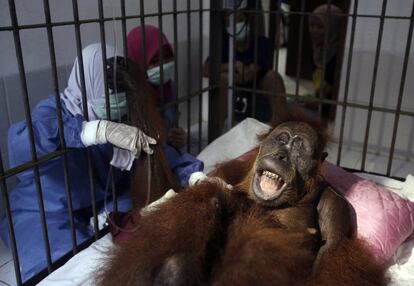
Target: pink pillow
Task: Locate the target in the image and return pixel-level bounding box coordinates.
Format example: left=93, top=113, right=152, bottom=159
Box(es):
left=323, top=162, right=414, bottom=262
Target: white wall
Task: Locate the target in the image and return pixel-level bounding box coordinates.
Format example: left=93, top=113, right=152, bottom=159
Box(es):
left=331, top=0, right=414, bottom=176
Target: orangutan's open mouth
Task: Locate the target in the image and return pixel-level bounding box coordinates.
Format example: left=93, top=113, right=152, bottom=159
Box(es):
left=254, top=169, right=287, bottom=201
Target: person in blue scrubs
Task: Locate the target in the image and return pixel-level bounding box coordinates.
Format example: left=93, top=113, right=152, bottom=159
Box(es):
left=0, top=43, right=202, bottom=282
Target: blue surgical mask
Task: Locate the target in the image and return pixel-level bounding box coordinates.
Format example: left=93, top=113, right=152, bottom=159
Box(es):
left=147, top=61, right=175, bottom=85
left=92, top=93, right=128, bottom=120
left=227, top=22, right=250, bottom=42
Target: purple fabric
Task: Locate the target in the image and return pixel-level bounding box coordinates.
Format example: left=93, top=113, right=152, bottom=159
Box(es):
left=127, top=25, right=173, bottom=105
left=323, top=162, right=414, bottom=263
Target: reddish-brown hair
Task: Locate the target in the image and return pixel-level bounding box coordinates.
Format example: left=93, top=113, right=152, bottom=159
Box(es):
left=124, top=66, right=179, bottom=207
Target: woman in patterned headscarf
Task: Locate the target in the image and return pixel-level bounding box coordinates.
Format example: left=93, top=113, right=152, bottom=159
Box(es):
left=309, top=4, right=344, bottom=121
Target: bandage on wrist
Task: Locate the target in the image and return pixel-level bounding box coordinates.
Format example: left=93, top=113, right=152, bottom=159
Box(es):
left=81, top=120, right=98, bottom=146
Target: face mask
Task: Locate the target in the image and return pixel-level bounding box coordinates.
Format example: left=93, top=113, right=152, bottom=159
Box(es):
left=147, top=61, right=175, bottom=85
left=92, top=93, right=128, bottom=120
left=227, top=22, right=250, bottom=42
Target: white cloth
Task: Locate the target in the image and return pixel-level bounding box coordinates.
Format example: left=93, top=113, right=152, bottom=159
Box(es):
left=197, top=118, right=270, bottom=174
left=110, top=148, right=135, bottom=171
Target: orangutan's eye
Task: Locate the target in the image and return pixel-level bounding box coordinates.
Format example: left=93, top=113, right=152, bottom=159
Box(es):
left=292, top=137, right=303, bottom=150
left=292, top=136, right=312, bottom=155
left=275, top=132, right=289, bottom=146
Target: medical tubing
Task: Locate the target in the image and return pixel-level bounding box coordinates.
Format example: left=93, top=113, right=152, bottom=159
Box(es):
left=145, top=152, right=152, bottom=206
left=103, top=165, right=139, bottom=233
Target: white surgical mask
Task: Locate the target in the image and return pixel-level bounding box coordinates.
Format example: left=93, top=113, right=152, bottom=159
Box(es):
left=227, top=22, right=250, bottom=42
left=90, top=92, right=128, bottom=121
left=147, top=61, right=175, bottom=85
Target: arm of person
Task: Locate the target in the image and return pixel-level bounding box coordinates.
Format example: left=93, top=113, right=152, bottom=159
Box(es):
left=164, top=144, right=204, bottom=187
left=8, top=97, right=87, bottom=166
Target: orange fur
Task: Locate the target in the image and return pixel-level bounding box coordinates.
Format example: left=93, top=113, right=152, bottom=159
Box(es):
left=124, top=68, right=179, bottom=207
left=97, top=110, right=389, bottom=286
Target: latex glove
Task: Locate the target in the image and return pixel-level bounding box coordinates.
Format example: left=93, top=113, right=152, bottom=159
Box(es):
left=188, top=172, right=233, bottom=190
left=167, top=127, right=186, bottom=150
left=81, top=120, right=156, bottom=157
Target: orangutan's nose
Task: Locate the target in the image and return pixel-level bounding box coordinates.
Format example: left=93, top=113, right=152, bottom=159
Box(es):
left=273, top=150, right=288, bottom=162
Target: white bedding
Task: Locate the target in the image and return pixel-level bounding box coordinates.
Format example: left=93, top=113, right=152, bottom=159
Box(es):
left=37, top=118, right=414, bottom=285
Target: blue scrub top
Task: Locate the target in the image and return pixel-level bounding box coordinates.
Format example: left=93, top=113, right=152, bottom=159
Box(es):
left=7, top=96, right=129, bottom=213
left=6, top=96, right=203, bottom=214
left=0, top=95, right=203, bottom=282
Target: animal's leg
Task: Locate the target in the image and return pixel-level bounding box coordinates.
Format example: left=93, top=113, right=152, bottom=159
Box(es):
left=97, top=183, right=233, bottom=286
left=309, top=238, right=389, bottom=286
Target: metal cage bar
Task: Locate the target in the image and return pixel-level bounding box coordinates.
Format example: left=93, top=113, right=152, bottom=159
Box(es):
left=294, top=0, right=306, bottom=101
left=8, top=0, right=53, bottom=276
left=3, top=9, right=414, bottom=34
left=157, top=0, right=165, bottom=106
left=386, top=2, right=414, bottom=176
left=230, top=87, right=414, bottom=118
left=198, top=0, right=204, bottom=153
left=337, top=0, right=359, bottom=166
left=96, top=0, right=111, bottom=236
left=318, top=0, right=333, bottom=116
left=186, top=0, right=192, bottom=152
left=42, top=0, right=78, bottom=254
left=173, top=0, right=180, bottom=132
left=361, top=0, right=388, bottom=172
left=250, top=0, right=260, bottom=119
left=207, top=0, right=223, bottom=143
left=71, top=0, right=99, bottom=240
left=139, top=0, right=147, bottom=68
left=269, top=0, right=282, bottom=73
left=228, top=2, right=236, bottom=130
left=0, top=150, right=22, bottom=285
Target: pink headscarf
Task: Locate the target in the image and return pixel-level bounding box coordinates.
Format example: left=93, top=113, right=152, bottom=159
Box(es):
left=127, top=25, right=173, bottom=105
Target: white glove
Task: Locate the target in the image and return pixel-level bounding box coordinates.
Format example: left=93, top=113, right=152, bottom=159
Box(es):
left=81, top=120, right=156, bottom=157
left=188, top=172, right=233, bottom=190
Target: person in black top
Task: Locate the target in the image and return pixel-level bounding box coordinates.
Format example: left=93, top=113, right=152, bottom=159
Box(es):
left=204, top=3, right=287, bottom=140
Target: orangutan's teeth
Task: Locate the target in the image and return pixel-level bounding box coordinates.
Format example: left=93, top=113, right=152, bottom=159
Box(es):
left=262, top=170, right=278, bottom=180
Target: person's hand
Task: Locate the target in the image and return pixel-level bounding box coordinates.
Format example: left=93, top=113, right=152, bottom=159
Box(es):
left=167, top=127, right=186, bottom=150
left=188, top=172, right=233, bottom=190
left=81, top=120, right=157, bottom=158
